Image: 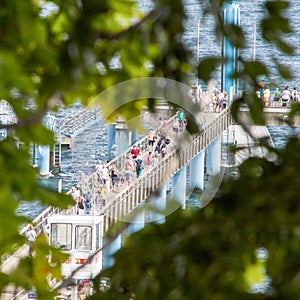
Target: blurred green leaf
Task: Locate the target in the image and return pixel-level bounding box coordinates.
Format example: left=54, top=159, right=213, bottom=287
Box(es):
left=223, top=23, right=246, bottom=48
left=0, top=0, right=299, bottom=299
left=261, top=0, right=294, bottom=55
left=198, top=57, right=222, bottom=82
left=241, top=61, right=269, bottom=85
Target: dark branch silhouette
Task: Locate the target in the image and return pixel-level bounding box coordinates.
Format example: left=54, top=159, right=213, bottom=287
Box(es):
left=97, top=9, right=161, bottom=40
left=0, top=91, right=63, bottom=131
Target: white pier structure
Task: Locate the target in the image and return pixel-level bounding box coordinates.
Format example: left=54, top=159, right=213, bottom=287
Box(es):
left=0, top=106, right=278, bottom=299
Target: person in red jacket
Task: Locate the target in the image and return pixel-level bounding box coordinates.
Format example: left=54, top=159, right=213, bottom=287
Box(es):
left=130, top=145, right=140, bottom=159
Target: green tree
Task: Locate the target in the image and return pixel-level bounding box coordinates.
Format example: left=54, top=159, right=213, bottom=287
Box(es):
left=0, top=0, right=298, bottom=299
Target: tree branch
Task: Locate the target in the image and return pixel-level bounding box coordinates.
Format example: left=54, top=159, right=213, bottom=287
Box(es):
left=0, top=91, right=63, bottom=131
left=97, top=9, right=161, bottom=40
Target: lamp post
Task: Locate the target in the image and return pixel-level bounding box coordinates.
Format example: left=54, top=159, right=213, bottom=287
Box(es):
left=253, top=18, right=257, bottom=61
left=196, top=18, right=201, bottom=86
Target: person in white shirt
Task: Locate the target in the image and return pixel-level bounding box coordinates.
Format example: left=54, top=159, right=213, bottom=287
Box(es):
left=281, top=86, right=292, bottom=107
left=25, top=224, right=37, bottom=256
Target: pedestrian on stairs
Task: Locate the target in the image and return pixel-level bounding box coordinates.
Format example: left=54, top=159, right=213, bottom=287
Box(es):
left=25, top=224, right=37, bottom=257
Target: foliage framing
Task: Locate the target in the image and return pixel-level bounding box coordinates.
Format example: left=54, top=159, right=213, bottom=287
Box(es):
left=0, top=0, right=299, bottom=299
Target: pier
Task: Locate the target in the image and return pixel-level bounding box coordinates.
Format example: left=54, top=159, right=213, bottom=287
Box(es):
left=0, top=105, right=278, bottom=299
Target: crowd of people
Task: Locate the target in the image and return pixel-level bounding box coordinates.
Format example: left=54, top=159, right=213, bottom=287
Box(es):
left=66, top=83, right=297, bottom=216
left=188, top=84, right=229, bottom=113
left=188, top=83, right=300, bottom=111
left=66, top=185, right=92, bottom=215
left=258, top=85, right=300, bottom=107
left=66, top=109, right=187, bottom=216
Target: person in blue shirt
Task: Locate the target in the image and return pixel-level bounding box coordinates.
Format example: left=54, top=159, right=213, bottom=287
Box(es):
left=177, top=109, right=185, bottom=131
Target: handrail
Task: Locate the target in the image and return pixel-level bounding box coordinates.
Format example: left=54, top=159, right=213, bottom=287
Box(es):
left=57, top=106, right=102, bottom=137
left=0, top=206, right=63, bottom=265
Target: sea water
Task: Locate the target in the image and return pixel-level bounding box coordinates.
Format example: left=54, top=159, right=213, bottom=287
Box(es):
left=17, top=0, right=300, bottom=219
left=17, top=123, right=300, bottom=219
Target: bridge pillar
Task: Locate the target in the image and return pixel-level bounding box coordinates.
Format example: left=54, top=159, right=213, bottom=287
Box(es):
left=102, top=234, right=121, bottom=269
left=107, top=123, right=116, bottom=161
left=115, top=118, right=130, bottom=155
left=149, top=183, right=167, bottom=224
left=189, top=150, right=205, bottom=191
left=130, top=130, right=138, bottom=145
left=38, top=145, right=50, bottom=178
left=206, top=143, right=212, bottom=176
left=223, top=0, right=240, bottom=97
left=207, top=136, right=221, bottom=176
left=128, top=207, right=145, bottom=235
left=171, top=166, right=187, bottom=209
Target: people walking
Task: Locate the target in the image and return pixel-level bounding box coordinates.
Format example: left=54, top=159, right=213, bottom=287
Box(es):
left=147, top=129, right=155, bottom=150
left=135, top=155, right=143, bottom=178
left=281, top=86, right=291, bottom=107
left=124, top=156, right=133, bottom=185
left=109, top=164, right=118, bottom=192
left=147, top=151, right=153, bottom=167
left=160, top=139, right=168, bottom=159
left=130, top=145, right=140, bottom=159
left=67, top=186, right=80, bottom=200
left=99, top=164, right=109, bottom=187
left=25, top=224, right=37, bottom=257
left=153, top=152, right=159, bottom=166
left=95, top=160, right=103, bottom=184
left=85, top=193, right=92, bottom=215
left=263, top=86, right=270, bottom=107
left=77, top=195, right=86, bottom=215
left=292, top=87, right=297, bottom=101
left=66, top=186, right=81, bottom=214
left=273, top=87, right=281, bottom=102
left=177, top=109, right=185, bottom=131
left=259, top=84, right=265, bottom=99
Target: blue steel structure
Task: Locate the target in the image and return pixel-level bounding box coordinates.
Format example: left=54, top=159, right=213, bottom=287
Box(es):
left=223, top=0, right=240, bottom=98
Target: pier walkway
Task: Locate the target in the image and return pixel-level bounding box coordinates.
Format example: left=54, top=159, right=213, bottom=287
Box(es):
left=0, top=108, right=231, bottom=259
left=223, top=125, right=275, bottom=166
left=77, top=109, right=232, bottom=231
left=0, top=106, right=277, bottom=299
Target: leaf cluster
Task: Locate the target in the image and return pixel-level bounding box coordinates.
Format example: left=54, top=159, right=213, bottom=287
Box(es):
left=95, top=139, right=300, bottom=299
left=0, top=0, right=299, bottom=299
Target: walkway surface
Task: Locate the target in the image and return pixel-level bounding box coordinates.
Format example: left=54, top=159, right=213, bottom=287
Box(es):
left=0, top=244, right=30, bottom=299
left=223, top=125, right=275, bottom=166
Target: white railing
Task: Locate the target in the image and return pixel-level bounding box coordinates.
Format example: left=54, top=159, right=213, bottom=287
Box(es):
left=58, top=107, right=102, bottom=137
